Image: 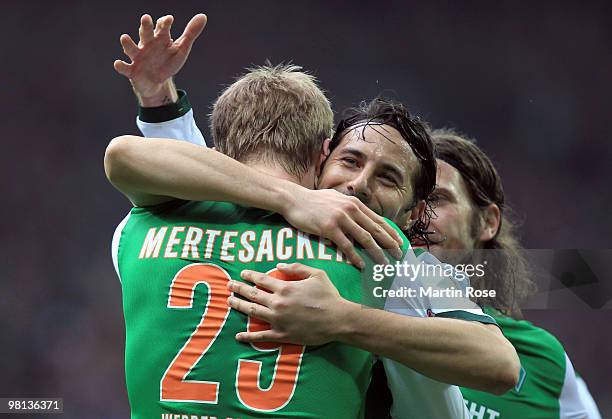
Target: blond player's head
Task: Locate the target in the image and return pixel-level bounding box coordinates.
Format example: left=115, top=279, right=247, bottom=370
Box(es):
left=210, top=63, right=333, bottom=180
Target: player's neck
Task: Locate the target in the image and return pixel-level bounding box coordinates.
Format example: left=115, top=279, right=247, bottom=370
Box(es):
left=246, top=162, right=315, bottom=188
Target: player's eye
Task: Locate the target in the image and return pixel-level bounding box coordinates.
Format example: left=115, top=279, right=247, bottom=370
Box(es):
left=379, top=173, right=399, bottom=186
left=341, top=157, right=358, bottom=167
left=431, top=191, right=450, bottom=205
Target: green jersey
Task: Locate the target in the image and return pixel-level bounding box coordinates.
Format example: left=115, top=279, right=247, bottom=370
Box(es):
left=113, top=199, right=407, bottom=419
left=460, top=308, right=586, bottom=419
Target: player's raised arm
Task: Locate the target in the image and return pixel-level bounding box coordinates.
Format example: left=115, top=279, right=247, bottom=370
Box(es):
left=114, top=13, right=206, bottom=107
left=114, top=13, right=207, bottom=145
left=104, top=136, right=403, bottom=267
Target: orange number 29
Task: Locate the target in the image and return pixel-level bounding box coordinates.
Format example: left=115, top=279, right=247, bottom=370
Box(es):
left=160, top=263, right=305, bottom=411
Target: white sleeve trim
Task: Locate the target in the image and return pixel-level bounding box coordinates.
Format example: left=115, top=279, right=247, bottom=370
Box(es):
left=559, top=353, right=591, bottom=418
left=574, top=375, right=601, bottom=419
left=137, top=109, right=206, bottom=146
left=111, top=213, right=131, bottom=283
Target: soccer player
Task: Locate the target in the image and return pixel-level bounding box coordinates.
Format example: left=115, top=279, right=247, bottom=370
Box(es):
left=425, top=129, right=600, bottom=418
left=107, top=63, right=413, bottom=418
left=110, top=13, right=519, bottom=418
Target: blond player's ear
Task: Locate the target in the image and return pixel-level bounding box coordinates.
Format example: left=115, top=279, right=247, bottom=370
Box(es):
left=316, top=138, right=331, bottom=176
left=322, top=138, right=331, bottom=157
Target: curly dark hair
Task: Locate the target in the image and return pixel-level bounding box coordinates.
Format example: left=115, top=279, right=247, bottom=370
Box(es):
left=328, top=98, right=437, bottom=244
left=430, top=128, right=536, bottom=318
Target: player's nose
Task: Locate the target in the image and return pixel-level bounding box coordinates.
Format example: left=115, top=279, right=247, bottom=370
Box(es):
left=346, top=172, right=372, bottom=204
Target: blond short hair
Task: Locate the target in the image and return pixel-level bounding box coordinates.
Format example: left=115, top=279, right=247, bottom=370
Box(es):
left=210, top=64, right=333, bottom=178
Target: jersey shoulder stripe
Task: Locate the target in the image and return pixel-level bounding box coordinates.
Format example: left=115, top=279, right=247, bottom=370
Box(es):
left=435, top=309, right=497, bottom=325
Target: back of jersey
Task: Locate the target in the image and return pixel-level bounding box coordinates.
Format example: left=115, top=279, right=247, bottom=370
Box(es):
left=114, top=200, right=395, bottom=419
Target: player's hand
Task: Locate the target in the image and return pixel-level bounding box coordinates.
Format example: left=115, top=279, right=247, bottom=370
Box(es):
left=227, top=263, right=349, bottom=346
left=281, top=188, right=404, bottom=269
left=113, top=13, right=207, bottom=106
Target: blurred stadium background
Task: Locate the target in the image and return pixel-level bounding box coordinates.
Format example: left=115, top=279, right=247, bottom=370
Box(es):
left=1, top=1, right=610, bottom=417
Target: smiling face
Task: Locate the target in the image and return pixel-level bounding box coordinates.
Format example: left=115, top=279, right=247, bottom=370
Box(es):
left=317, top=123, right=419, bottom=228
left=419, top=159, right=480, bottom=263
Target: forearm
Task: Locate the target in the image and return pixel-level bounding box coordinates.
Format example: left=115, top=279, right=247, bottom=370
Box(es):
left=105, top=135, right=296, bottom=211
left=336, top=301, right=520, bottom=394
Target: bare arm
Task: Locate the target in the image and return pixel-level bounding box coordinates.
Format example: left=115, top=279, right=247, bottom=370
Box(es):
left=105, top=136, right=286, bottom=208
left=335, top=302, right=519, bottom=395
left=104, top=136, right=403, bottom=267
left=228, top=263, right=520, bottom=395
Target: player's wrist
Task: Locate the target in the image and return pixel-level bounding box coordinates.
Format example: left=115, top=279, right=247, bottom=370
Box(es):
left=270, top=180, right=300, bottom=216
left=137, top=89, right=191, bottom=123
left=330, top=299, right=361, bottom=342
left=134, top=79, right=179, bottom=107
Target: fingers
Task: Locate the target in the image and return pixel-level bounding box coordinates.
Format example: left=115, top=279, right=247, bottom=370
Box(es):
left=154, top=15, right=174, bottom=39
left=113, top=60, right=132, bottom=78
left=342, top=217, right=389, bottom=265
left=351, top=204, right=404, bottom=260
left=235, top=330, right=285, bottom=343
left=239, top=270, right=285, bottom=292
left=228, top=280, right=272, bottom=307
left=354, top=200, right=404, bottom=249
left=138, top=14, right=154, bottom=45
left=119, top=34, right=138, bottom=60
left=327, top=230, right=365, bottom=269
left=227, top=296, right=273, bottom=322
left=177, top=13, right=207, bottom=48
left=334, top=212, right=389, bottom=268
left=275, top=262, right=320, bottom=278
